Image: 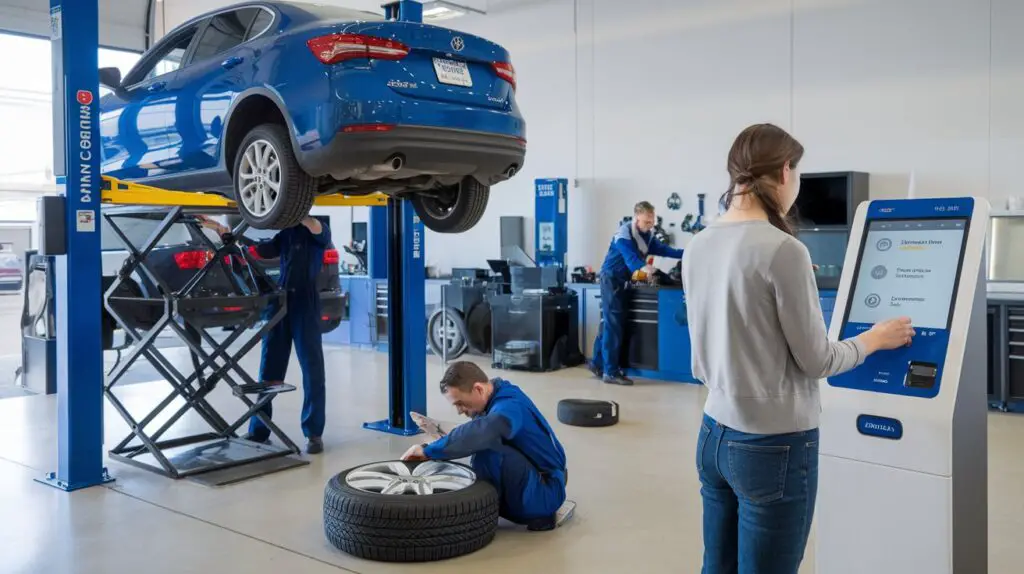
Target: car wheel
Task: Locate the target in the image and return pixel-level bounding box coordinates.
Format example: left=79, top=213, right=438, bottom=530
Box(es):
left=233, top=123, right=315, bottom=230
left=411, top=177, right=489, bottom=233
left=465, top=301, right=492, bottom=355
left=557, top=398, right=620, bottom=428
left=323, top=460, right=499, bottom=562
left=427, top=306, right=468, bottom=359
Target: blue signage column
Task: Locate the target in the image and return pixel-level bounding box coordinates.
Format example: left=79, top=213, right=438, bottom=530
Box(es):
left=41, top=0, right=111, bottom=490
left=535, top=178, right=568, bottom=267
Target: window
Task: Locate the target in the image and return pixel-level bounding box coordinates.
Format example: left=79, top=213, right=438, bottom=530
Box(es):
left=98, top=47, right=143, bottom=97
left=122, top=27, right=197, bottom=86
left=191, top=9, right=259, bottom=63
left=247, top=9, right=275, bottom=40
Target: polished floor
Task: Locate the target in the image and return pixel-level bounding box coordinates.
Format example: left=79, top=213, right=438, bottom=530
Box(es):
left=1, top=345, right=1022, bottom=573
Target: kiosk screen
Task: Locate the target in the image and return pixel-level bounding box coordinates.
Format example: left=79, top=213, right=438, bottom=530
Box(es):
left=845, top=219, right=967, bottom=331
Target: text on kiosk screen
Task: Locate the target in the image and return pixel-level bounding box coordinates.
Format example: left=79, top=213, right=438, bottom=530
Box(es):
left=846, top=218, right=967, bottom=331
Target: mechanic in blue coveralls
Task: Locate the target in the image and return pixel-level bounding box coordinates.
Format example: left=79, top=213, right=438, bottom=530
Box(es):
left=401, top=361, right=574, bottom=531
left=590, top=201, right=683, bottom=386
left=201, top=215, right=331, bottom=455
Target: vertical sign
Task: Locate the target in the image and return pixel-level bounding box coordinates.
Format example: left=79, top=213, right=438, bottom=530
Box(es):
left=42, top=0, right=109, bottom=491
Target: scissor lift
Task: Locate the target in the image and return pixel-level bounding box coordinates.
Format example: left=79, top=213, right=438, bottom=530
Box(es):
left=97, top=177, right=394, bottom=482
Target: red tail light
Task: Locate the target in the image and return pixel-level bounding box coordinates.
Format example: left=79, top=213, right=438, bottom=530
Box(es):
left=493, top=62, right=516, bottom=91
left=247, top=245, right=263, bottom=260
left=223, top=306, right=243, bottom=312
left=321, top=315, right=330, bottom=321
left=174, top=250, right=214, bottom=270
left=307, top=33, right=409, bottom=64
left=323, top=249, right=340, bottom=265
left=341, top=124, right=395, bottom=134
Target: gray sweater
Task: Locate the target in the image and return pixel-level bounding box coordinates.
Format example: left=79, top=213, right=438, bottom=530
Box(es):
left=681, top=220, right=866, bottom=435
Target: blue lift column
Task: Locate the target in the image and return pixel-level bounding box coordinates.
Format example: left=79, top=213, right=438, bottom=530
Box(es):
left=39, top=0, right=111, bottom=490
left=364, top=0, right=426, bottom=436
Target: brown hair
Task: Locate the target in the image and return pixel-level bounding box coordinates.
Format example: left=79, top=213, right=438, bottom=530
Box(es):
left=721, top=123, right=805, bottom=236
left=634, top=201, right=655, bottom=216
left=439, top=361, right=489, bottom=393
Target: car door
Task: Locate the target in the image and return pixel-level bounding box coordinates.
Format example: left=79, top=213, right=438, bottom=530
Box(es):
left=164, top=7, right=266, bottom=174
left=100, top=24, right=201, bottom=180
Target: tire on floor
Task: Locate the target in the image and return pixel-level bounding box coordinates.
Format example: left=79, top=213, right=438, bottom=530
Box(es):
left=323, top=460, right=499, bottom=562
left=557, top=398, right=620, bottom=428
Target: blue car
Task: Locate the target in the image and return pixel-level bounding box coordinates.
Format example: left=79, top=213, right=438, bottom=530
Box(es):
left=98, top=1, right=526, bottom=232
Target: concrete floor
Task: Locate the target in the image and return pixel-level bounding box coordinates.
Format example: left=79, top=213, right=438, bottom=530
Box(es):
left=0, top=345, right=1022, bottom=574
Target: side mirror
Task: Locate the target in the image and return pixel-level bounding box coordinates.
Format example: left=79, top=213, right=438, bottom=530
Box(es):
left=98, top=67, right=121, bottom=90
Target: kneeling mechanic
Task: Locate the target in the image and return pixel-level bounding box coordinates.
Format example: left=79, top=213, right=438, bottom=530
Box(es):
left=401, top=361, right=573, bottom=531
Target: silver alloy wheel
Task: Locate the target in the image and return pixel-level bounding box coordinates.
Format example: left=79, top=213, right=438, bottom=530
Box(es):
left=238, top=139, right=281, bottom=217
left=434, top=315, right=462, bottom=352
left=345, top=461, right=476, bottom=495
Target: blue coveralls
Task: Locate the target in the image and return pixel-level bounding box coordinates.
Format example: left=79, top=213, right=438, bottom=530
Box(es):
left=423, top=379, right=568, bottom=528
left=247, top=222, right=331, bottom=441
left=592, top=222, right=682, bottom=378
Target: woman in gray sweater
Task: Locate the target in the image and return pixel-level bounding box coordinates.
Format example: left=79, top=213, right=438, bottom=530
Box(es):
left=681, top=124, right=914, bottom=574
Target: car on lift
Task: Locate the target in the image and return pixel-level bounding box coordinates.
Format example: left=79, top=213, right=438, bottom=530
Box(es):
left=97, top=1, right=526, bottom=233
left=100, top=212, right=344, bottom=346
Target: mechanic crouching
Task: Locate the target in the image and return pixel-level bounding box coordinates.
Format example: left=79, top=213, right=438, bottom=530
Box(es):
left=401, top=362, right=573, bottom=531
left=590, top=201, right=683, bottom=386
left=204, top=215, right=332, bottom=455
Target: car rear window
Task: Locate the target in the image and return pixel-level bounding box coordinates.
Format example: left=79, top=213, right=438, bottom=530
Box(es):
left=101, top=216, right=196, bottom=250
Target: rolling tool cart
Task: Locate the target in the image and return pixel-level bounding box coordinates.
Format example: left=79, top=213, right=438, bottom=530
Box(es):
left=101, top=205, right=307, bottom=481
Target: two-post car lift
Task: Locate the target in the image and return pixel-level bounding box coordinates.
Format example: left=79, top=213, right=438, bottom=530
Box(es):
left=42, top=0, right=427, bottom=490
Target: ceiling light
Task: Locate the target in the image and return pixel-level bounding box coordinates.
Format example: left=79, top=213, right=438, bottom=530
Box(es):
left=420, top=1, right=485, bottom=22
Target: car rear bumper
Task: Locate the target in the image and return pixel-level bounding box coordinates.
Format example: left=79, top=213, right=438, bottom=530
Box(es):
left=299, top=126, right=526, bottom=186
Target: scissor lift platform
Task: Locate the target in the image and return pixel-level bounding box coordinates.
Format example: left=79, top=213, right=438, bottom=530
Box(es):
left=98, top=176, right=385, bottom=483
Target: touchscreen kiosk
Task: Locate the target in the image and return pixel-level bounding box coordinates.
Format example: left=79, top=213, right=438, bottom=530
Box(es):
left=817, top=198, right=988, bottom=574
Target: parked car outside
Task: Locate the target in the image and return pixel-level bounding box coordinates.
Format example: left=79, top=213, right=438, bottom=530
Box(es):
left=98, top=1, right=526, bottom=233
left=0, top=253, right=23, bottom=292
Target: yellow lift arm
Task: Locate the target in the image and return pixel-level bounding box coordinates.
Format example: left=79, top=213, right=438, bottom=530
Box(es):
left=100, top=176, right=388, bottom=207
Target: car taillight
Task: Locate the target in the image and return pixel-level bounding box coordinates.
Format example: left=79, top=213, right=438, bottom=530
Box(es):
left=247, top=245, right=262, bottom=260
left=493, top=62, right=516, bottom=91
left=174, top=250, right=214, bottom=270
left=341, top=124, right=395, bottom=134
left=321, top=315, right=330, bottom=321
left=223, top=306, right=243, bottom=312
left=323, top=249, right=340, bottom=265
left=307, top=33, right=409, bottom=64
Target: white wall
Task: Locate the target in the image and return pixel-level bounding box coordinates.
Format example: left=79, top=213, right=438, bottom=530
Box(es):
left=159, top=0, right=1019, bottom=274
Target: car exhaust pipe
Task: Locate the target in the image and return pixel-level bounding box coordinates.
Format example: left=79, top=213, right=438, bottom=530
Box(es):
left=505, top=165, right=518, bottom=178
left=388, top=154, right=404, bottom=171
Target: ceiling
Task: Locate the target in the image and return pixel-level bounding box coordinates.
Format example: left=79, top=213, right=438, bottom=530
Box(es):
left=0, top=0, right=150, bottom=51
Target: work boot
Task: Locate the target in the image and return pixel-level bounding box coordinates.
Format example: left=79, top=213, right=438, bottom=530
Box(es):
left=306, top=437, right=324, bottom=455
left=602, top=374, right=634, bottom=386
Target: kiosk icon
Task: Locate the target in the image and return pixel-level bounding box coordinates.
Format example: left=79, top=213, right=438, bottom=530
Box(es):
left=865, top=293, right=882, bottom=308
left=871, top=265, right=888, bottom=279
left=876, top=238, right=892, bottom=251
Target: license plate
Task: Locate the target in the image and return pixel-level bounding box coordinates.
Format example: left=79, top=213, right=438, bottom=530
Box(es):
left=433, top=58, right=472, bottom=87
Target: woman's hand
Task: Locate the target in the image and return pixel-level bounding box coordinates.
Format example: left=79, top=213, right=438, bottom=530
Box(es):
left=860, top=317, right=915, bottom=354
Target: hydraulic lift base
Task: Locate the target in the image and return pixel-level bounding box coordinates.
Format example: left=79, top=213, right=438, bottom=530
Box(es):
left=35, top=469, right=115, bottom=492
left=109, top=435, right=308, bottom=481
left=362, top=420, right=422, bottom=437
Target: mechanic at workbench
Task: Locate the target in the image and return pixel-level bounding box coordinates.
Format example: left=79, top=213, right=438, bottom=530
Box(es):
left=589, top=201, right=684, bottom=386
left=200, top=215, right=331, bottom=455
left=401, top=361, right=574, bottom=531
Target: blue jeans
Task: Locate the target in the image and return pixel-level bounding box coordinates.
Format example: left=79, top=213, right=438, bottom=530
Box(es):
left=696, top=414, right=819, bottom=574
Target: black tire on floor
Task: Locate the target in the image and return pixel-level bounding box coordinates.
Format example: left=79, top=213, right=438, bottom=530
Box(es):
left=323, top=461, right=500, bottom=562
left=465, top=301, right=492, bottom=355
left=410, top=177, right=490, bottom=233
left=557, top=398, right=620, bottom=428
left=233, top=123, right=316, bottom=230
left=427, top=306, right=468, bottom=359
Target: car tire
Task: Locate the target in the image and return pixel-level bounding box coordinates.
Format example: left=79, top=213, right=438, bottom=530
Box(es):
left=465, top=301, right=492, bottom=355
left=427, top=306, right=468, bottom=359
left=323, top=460, right=499, bottom=563
left=557, top=398, right=620, bottom=428
left=233, top=123, right=315, bottom=230
left=411, top=177, right=489, bottom=233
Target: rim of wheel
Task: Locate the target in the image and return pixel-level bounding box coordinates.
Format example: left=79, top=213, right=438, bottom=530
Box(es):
left=345, top=461, right=476, bottom=495
left=432, top=314, right=463, bottom=353
left=418, top=188, right=459, bottom=221
left=238, top=139, right=281, bottom=217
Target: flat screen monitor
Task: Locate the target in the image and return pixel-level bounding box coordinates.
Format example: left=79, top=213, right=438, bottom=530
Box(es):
left=842, top=218, right=968, bottom=331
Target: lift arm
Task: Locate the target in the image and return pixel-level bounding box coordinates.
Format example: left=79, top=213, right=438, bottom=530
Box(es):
left=101, top=176, right=388, bottom=208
